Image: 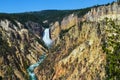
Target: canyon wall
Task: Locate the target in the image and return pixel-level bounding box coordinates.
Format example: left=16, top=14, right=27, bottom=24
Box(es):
left=0, top=2, right=120, bottom=80
left=36, top=2, right=120, bottom=80
left=0, top=20, right=47, bottom=80
left=84, top=2, right=120, bottom=21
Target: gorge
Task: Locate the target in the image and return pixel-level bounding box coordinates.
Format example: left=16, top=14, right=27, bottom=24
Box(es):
left=0, top=2, right=120, bottom=80
left=27, top=28, right=52, bottom=80
left=27, top=54, right=46, bottom=80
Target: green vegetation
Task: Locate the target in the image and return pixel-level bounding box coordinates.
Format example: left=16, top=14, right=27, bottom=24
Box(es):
left=0, top=1, right=116, bottom=28
left=10, top=9, right=91, bottom=25
left=117, top=0, right=120, bottom=3
left=0, top=76, right=2, bottom=80
left=0, top=9, right=91, bottom=28
left=7, top=66, right=13, bottom=75
left=0, top=6, right=100, bottom=28
left=0, top=13, right=19, bottom=27
left=0, top=2, right=113, bottom=28
left=102, top=18, right=120, bottom=80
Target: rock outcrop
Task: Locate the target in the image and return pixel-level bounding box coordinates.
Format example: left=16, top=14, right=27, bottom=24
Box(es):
left=36, top=19, right=107, bottom=80
left=0, top=2, right=120, bottom=80
left=84, top=2, right=120, bottom=21
left=25, top=21, right=44, bottom=37
left=50, top=21, right=60, bottom=41
left=35, top=2, right=120, bottom=80
left=0, top=19, right=47, bottom=80
left=50, top=14, right=78, bottom=41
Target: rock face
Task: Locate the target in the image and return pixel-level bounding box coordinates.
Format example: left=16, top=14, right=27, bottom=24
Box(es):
left=61, top=14, right=77, bottom=30
left=0, top=19, right=47, bottom=80
left=0, top=2, right=120, bottom=80
left=25, top=21, right=44, bottom=37
left=84, top=2, right=120, bottom=21
left=50, top=14, right=78, bottom=41
left=35, top=2, right=120, bottom=80
left=50, top=21, right=60, bottom=41
left=36, top=20, right=106, bottom=80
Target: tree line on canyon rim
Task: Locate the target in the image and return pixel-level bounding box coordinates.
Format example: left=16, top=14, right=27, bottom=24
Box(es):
left=0, top=1, right=120, bottom=80
left=0, top=1, right=115, bottom=28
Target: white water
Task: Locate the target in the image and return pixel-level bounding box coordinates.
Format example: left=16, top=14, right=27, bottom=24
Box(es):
left=42, top=28, right=53, bottom=47
left=27, top=28, right=52, bottom=80
left=27, top=54, right=46, bottom=80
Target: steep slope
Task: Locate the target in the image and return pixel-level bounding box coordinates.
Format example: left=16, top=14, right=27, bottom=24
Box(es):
left=0, top=7, right=93, bottom=28
left=36, top=16, right=106, bottom=80
left=0, top=2, right=120, bottom=80
left=0, top=19, right=47, bottom=80
left=35, top=2, right=120, bottom=80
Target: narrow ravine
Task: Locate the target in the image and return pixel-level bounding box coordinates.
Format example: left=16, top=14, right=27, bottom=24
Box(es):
left=27, top=54, right=46, bottom=80
left=27, top=28, right=53, bottom=80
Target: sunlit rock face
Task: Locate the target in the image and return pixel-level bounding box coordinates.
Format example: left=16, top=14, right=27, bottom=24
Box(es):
left=36, top=20, right=107, bottom=80
left=61, top=14, right=77, bottom=30
left=0, top=19, right=47, bottom=80
left=35, top=3, right=120, bottom=80
left=50, top=21, right=60, bottom=41
left=42, top=28, right=53, bottom=47
left=84, top=2, right=120, bottom=21
left=50, top=14, right=78, bottom=46
left=0, top=2, right=120, bottom=80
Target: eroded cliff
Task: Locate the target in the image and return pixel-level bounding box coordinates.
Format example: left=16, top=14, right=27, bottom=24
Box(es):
left=36, top=2, right=120, bottom=80
left=0, top=2, right=120, bottom=80
left=0, top=19, right=47, bottom=80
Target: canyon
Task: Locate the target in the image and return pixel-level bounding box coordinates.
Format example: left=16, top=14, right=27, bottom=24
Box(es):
left=0, top=2, right=120, bottom=80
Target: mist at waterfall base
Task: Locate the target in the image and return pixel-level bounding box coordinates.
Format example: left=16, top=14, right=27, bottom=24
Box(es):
left=27, top=28, right=53, bottom=80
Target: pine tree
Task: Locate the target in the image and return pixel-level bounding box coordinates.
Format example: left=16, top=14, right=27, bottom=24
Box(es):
left=117, top=0, right=120, bottom=4
left=104, top=19, right=120, bottom=80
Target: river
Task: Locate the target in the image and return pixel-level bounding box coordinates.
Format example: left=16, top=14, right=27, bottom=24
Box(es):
left=27, top=54, right=46, bottom=80
left=27, top=28, right=52, bottom=80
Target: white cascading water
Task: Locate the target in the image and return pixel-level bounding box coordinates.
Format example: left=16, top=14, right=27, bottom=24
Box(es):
left=42, top=28, right=53, bottom=47
left=27, top=28, right=53, bottom=80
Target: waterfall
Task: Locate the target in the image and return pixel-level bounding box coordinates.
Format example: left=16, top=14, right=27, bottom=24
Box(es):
left=42, top=28, right=53, bottom=47
left=27, top=54, right=46, bottom=80
left=27, top=28, right=52, bottom=80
